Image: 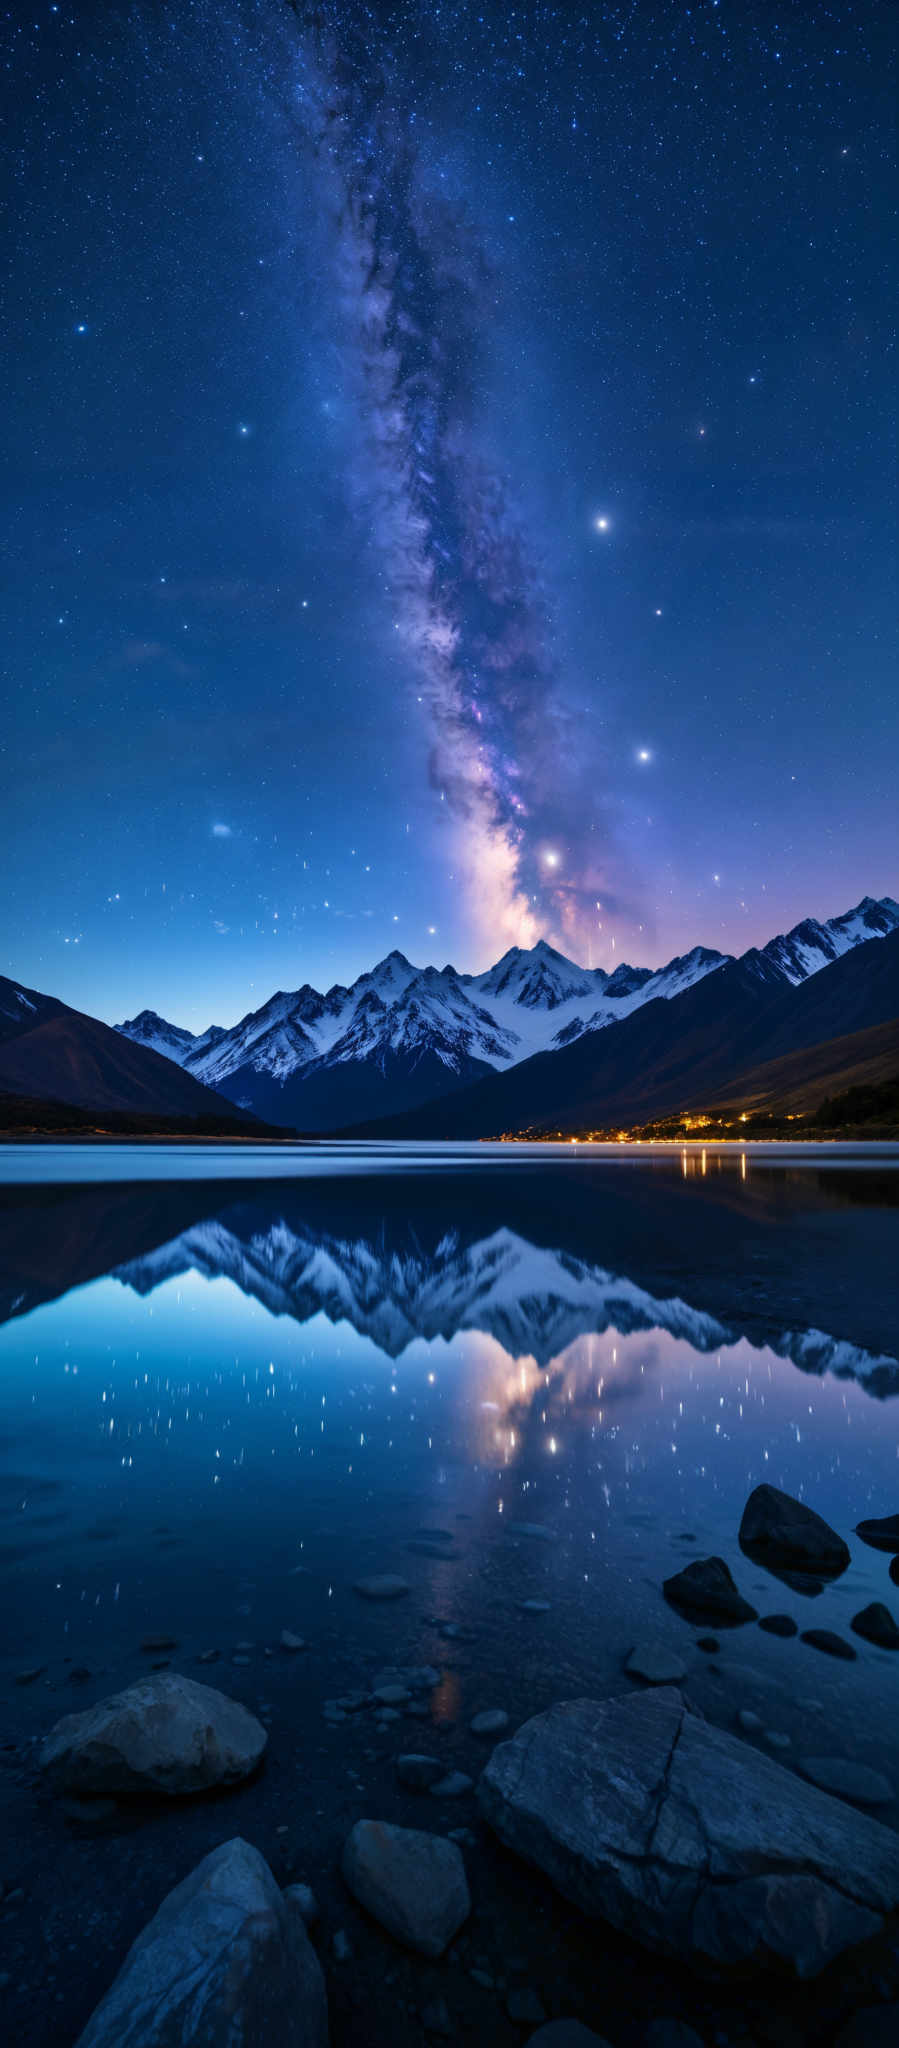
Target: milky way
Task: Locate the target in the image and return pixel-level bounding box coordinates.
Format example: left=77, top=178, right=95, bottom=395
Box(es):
left=290, top=6, right=611, bottom=953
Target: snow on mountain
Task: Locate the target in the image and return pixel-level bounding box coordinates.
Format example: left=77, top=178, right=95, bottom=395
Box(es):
left=112, top=1217, right=899, bottom=1393
left=760, top=895, right=899, bottom=985
left=113, top=894, right=899, bottom=1121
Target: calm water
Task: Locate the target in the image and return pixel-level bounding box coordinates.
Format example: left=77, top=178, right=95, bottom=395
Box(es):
left=1, top=1144, right=898, bottom=2043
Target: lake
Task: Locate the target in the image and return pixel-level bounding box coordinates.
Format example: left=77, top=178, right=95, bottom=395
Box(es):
left=1, top=1142, right=898, bottom=2046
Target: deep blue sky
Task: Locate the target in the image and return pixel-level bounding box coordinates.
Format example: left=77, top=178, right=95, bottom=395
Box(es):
left=3, top=1, right=896, bottom=1029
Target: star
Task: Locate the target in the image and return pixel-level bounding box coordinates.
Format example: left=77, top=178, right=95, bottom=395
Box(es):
left=542, top=849, right=560, bottom=867
left=593, top=515, right=610, bottom=533
left=636, top=748, right=652, bottom=764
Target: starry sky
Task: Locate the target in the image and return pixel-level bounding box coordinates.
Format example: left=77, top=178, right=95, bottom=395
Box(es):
left=3, top=1, right=896, bottom=1029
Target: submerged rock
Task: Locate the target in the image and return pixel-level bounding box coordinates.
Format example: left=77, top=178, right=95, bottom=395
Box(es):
left=470, top=1709, right=510, bottom=1735
left=353, top=1575, right=410, bottom=1601
left=341, top=1819, right=469, bottom=1957
left=851, top=1602, right=899, bottom=1649
left=758, top=1613, right=798, bottom=1637
left=478, top=1687, right=899, bottom=1977
left=801, top=1629, right=857, bottom=1661
left=41, top=1673, right=267, bottom=1798
left=625, top=1642, right=688, bottom=1686
left=662, top=1556, right=757, bottom=1626
left=74, top=1838, right=327, bottom=2047
left=739, top=1484, right=850, bottom=1576
left=855, top=1512, right=899, bottom=1553
left=798, top=1758, right=894, bottom=1806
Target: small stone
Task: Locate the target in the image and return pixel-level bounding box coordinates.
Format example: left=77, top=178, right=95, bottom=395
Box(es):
left=471, top=1709, right=510, bottom=1735
left=505, top=1985, right=547, bottom=2024
left=353, top=1575, right=410, bottom=1601
left=801, top=1629, right=857, bottom=1660
left=396, top=1754, right=443, bottom=1790
left=232, top=1655, right=250, bottom=1667
left=447, top=1827, right=476, bottom=1846
left=855, top=1514, right=899, bottom=1553
left=197, top=1649, right=219, bottom=1664
left=517, top=1599, right=551, bottom=1613
left=758, top=1613, right=798, bottom=1636
left=372, top=1684, right=411, bottom=1706
left=527, top=2026, right=613, bottom=2048
left=332, top=1929, right=352, bottom=1962
left=377, top=1707, right=401, bottom=1724
left=663, top=1556, right=757, bottom=1626
left=421, top=1996, right=454, bottom=2036
left=851, top=1602, right=899, bottom=1650
left=279, top=1630, right=306, bottom=1652
left=431, top=1771, right=473, bottom=1798
left=140, top=1635, right=178, bottom=1653
left=625, top=1642, right=688, bottom=1686
left=14, top=1667, right=46, bottom=1686
left=283, top=1883, right=318, bottom=1924
left=341, top=1819, right=470, bottom=1958
left=799, top=1758, right=894, bottom=1806
left=69, top=1666, right=92, bottom=1684
left=764, top=1729, right=791, bottom=1751
left=695, top=1637, right=719, bottom=1653
left=737, top=1709, right=762, bottom=1733
left=469, top=1966, right=493, bottom=1988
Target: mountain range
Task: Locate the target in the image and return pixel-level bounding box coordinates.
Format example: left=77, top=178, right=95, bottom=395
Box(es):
left=114, top=894, right=899, bottom=1132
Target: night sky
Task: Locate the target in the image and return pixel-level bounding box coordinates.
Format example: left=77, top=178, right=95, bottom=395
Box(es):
left=3, top=2, right=896, bottom=1029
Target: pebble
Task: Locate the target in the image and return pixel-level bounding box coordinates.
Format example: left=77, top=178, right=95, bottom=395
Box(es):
left=517, top=1599, right=551, bottom=1614
left=332, top=1929, right=352, bottom=1962
left=14, top=1668, right=46, bottom=1686
left=283, top=1882, right=319, bottom=1924
left=695, top=1637, right=719, bottom=1653
left=279, top=1630, right=306, bottom=1652
left=232, top=1655, right=250, bottom=1667
left=764, top=1729, right=791, bottom=1750
left=396, top=1754, right=444, bottom=1790
left=800, top=1629, right=857, bottom=1660
left=430, top=1771, right=473, bottom=1798
left=625, top=1642, right=688, bottom=1687
left=505, top=1522, right=555, bottom=1541
left=469, top=1967, right=494, bottom=1989
left=197, top=1650, right=219, bottom=1664
left=470, top=1709, right=510, bottom=1736
left=372, top=1684, right=411, bottom=1706
left=737, top=1709, right=762, bottom=1733
left=353, top=1575, right=410, bottom=1601
left=139, top=1635, right=178, bottom=1653
left=758, top=1613, right=798, bottom=1637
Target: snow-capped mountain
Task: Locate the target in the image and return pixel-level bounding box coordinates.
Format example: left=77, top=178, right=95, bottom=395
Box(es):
left=112, top=1217, right=899, bottom=1394
left=114, top=895, right=899, bottom=1130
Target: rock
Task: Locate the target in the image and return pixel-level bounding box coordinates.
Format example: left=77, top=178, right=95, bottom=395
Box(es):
left=764, top=1729, right=791, bottom=1751
left=341, top=1819, right=470, bottom=1958
left=855, top=1513, right=899, bottom=1553
left=478, top=1687, right=899, bottom=1977
left=737, top=1709, right=762, bottom=1733
left=471, top=1709, right=510, bottom=1735
left=801, top=1629, right=857, bottom=1660
left=431, top=1771, right=473, bottom=1798
left=798, top=1758, right=894, bottom=1806
left=41, top=1673, right=267, bottom=1798
left=625, top=1642, right=688, bottom=1686
left=758, top=1613, right=798, bottom=1636
left=506, top=1985, right=547, bottom=2024
left=283, top=1883, right=318, bottom=1925
left=505, top=1522, right=555, bottom=1541
left=140, top=1635, right=178, bottom=1653
left=526, top=2026, right=613, bottom=2047
left=396, top=1754, right=444, bottom=1790
left=662, top=1556, right=757, bottom=1626
left=372, top=1684, right=411, bottom=1706
left=695, top=1637, right=719, bottom=1653
left=353, top=1575, right=410, bottom=1601
left=891, top=1555, right=899, bottom=1587
left=421, top=1996, right=454, bottom=2036
left=197, top=1650, right=219, bottom=1665
left=851, top=1602, right=899, bottom=1649
left=74, top=1838, right=327, bottom=2047
left=834, top=2005, right=899, bottom=2048
left=739, top=1484, right=850, bottom=1576
left=517, top=1599, right=551, bottom=1614
left=279, top=1631, right=306, bottom=1652
left=14, top=1667, right=46, bottom=1685
left=332, top=1929, right=352, bottom=1963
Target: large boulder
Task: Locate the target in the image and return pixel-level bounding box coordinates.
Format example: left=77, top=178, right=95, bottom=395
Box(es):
left=341, top=1818, right=469, bottom=1957
left=75, top=1838, right=327, bottom=2047
left=478, top=1688, right=899, bottom=1978
left=41, top=1674, right=267, bottom=1798
left=739, top=1484, right=850, bottom=1576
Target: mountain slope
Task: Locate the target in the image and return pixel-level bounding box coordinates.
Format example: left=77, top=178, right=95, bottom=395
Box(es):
left=0, top=974, right=260, bottom=1121
left=349, top=928, right=899, bottom=1137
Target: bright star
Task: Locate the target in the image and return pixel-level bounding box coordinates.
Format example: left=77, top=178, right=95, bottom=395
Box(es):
left=543, top=849, right=560, bottom=868
left=636, top=748, right=652, bottom=764
left=593, top=515, right=610, bottom=533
